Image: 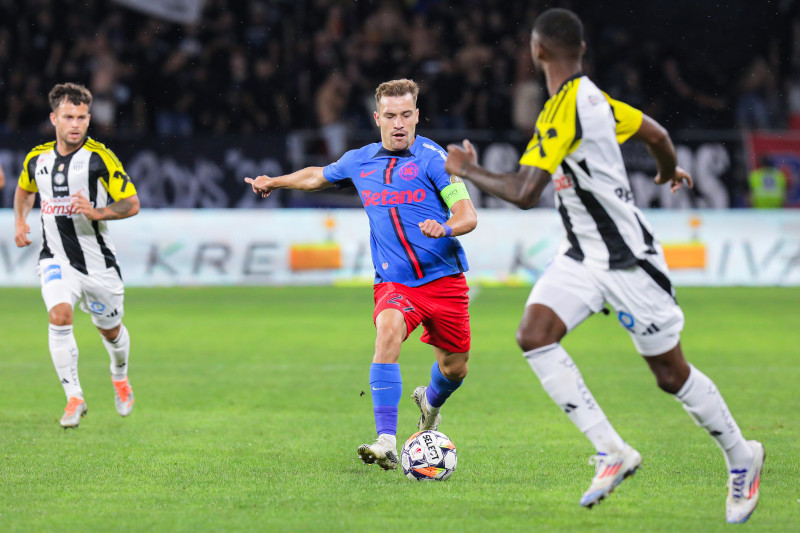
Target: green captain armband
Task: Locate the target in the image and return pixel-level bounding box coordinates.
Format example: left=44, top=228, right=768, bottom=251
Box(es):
left=441, top=178, right=471, bottom=210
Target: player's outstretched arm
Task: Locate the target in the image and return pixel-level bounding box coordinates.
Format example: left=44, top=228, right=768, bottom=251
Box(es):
left=633, top=114, right=693, bottom=193
left=419, top=198, right=477, bottom=238
left=13, top=186, right=36, bottom=247
left=244, top=167, right=332, bottom=198
left=445, top=140, right=550, bottom=209
left=70, top=192, right=140, bottom=221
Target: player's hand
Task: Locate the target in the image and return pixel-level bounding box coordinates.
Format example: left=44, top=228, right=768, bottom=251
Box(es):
left=445, top=139, right=478, bottom=177
left=655, top=166, right=693, bottom=193
left=245, top=175, right=276, bottom=198
left=14, top=221, right=31, bottom=247
left=70, top=191, right=102, bottom=220
left=419, top=219, right=447, bottom=238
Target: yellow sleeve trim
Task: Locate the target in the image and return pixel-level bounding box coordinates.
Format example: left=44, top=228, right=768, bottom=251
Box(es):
left=85, top=139, right=137, bottom=200
left=17, top=143, right=54, bottom=193
left=441, top=180, right=471, bottom=210
left=603, top=93, right=643, bottom=144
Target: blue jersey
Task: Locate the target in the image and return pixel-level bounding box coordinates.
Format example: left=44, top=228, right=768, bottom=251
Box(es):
left=323, top=136, right=469, bottom=287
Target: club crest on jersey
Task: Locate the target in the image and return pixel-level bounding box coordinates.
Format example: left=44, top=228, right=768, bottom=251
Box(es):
left=382, top=262, right=389, bottom=270
left=398, top=162, right=419, bottom=181
left=54, top=173, right=66, bottom=185
left=58, top=163, right=65, bottom=172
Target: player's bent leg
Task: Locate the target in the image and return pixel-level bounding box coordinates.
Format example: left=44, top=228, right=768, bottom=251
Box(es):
left=644, top=342, right=760, bottom=522
left=521, top=303, right=635, bottom=505
left=413, top=349, right=468, bottom=431
left=98, top=323, right=134, bottom=417
left=48, top=303, right=84, bottom=409
left=361, top=309, right=405, bottom=469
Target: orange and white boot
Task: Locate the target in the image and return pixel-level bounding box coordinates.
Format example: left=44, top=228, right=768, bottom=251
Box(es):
left=112, top=377, right=134, bottom=417
left=60, top=397, right=87, bottom=428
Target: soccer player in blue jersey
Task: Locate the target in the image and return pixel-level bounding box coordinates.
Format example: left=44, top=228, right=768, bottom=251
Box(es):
left=245, top=79, right=477, bottom=470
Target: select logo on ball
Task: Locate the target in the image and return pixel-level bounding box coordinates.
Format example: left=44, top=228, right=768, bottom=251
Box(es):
left=401, top=430, right=457, bottom=481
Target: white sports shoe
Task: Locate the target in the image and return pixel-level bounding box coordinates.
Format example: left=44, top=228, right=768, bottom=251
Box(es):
left=357, top=435, right=399, bottom=471
left=112, top=377, right=135, bottom=417
left=580, top=444, right=642, bottom=508
left=412, top=386, right=441, bottom=431
left=726, top=440, right=765, bottom=524
left=60, top=397, right=87, bottom=428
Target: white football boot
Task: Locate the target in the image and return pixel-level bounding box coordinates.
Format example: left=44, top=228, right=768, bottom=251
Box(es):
left=357, top=434, right=399, bottom=470
left=726, top=440, right=765, bottom=524
left=580, top=444, right=642, bottom=508
left=60, top=397, right=87, bottom=428
left=412, top=386, right=441, bottom=431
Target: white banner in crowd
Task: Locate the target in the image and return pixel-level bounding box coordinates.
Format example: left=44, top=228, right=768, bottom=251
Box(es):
left=1, top=209, right=799, bottom=287
left=112, top=0, right=206, bottom=25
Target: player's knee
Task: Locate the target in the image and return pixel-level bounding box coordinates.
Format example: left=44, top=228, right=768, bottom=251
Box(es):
left=516, top=325, right=555, bottom=352
left=98, top=324, right=121, bottom=342
left=48, top=305, right=73, bottom=326
left=653, top=368, right=686, bottom=394
left=440, top=355, right=469, bottom=381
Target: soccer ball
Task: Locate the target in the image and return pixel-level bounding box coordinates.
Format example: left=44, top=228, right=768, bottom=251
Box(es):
left=400, top=430, right=457, bottom=481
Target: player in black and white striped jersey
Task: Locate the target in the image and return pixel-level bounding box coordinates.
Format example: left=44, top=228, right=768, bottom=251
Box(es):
left=445, top=8, right=763, bottom=524
left=14, top=83, right=139, bottom=429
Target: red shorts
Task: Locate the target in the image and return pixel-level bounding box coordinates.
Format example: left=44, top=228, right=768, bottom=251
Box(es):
left=373, top=274, right=471, bottom=353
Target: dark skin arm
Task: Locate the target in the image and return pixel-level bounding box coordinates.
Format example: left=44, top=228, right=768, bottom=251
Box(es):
left=632, top=114, right=693, bottom=193
left=445, top=113, right=693, bottom=207
left=445, top=140, right=550, bottom=209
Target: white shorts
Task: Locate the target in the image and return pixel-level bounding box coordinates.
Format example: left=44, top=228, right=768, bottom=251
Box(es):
left=38, top=258, right=125, bottom=329
left=526, top=254, right=684, bottom=356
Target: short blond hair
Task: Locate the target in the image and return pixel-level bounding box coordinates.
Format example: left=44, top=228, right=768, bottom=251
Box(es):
left=375, top=79, right=419, bottom=109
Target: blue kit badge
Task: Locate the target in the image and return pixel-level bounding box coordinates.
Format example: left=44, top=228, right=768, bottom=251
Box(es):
left=43, top=264, right=62, bottom=283
left=617, top=311, right=635, bottom=330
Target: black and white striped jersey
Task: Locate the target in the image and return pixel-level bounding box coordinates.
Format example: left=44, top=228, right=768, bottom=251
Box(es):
left=520, top=74, right=657, bottom=270
left=18, top=137, right=137, bottom=276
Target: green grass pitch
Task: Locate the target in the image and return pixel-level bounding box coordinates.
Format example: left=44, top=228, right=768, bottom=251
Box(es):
left=0, top=286, right=797, bottom=532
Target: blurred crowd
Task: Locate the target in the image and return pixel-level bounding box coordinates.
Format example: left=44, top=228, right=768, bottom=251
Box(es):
left=1, top=0, right=799, bottom=140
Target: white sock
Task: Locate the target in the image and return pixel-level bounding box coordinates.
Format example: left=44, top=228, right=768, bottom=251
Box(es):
left=378, top=434, right=397, bottom=448
left=48, top=324, right=82, bottom=399
left=103, top=324, right=130, bottom=381
left=524, top=343, right=626, bottom=454
left=675, top=364, right=753, bottom=471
